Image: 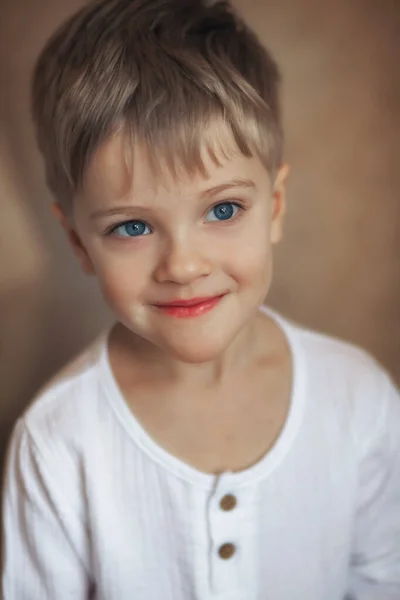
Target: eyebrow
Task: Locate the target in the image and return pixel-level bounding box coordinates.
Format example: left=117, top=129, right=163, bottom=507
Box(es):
left=89, top=177, right=255, bottom=220
left=202, top=177, right=256, bottom=197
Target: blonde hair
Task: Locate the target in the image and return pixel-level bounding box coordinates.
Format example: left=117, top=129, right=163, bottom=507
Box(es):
left=32, top=0, right=283, bottom=211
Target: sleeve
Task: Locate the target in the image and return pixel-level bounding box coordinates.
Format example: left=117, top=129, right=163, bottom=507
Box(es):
left=1, top=419, right=93, bottom=599
left=346, top=372, right=400, bottom=600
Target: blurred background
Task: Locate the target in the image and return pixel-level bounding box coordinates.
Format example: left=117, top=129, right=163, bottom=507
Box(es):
left=1, top=0, right=399, bottom=479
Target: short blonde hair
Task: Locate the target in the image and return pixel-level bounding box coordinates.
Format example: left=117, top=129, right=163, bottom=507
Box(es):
left=32, top=0, right=283, bottom=211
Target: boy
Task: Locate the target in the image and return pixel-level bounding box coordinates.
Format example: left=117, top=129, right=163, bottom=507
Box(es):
left=2, top=0, right=400, bottom=598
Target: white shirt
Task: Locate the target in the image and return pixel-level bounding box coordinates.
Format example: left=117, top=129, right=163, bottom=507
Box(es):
left=2, top=308, right=400, bottom=600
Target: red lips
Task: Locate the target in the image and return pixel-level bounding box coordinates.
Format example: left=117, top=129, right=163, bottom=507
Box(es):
left=153, top=295, right=225, bottom=318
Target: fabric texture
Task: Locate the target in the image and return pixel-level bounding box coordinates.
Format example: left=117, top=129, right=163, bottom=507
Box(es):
left=2, top=307, right=400, bottom=599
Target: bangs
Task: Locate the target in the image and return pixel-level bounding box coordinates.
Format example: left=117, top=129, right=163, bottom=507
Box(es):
left=120, top=100, right=279, bottom=184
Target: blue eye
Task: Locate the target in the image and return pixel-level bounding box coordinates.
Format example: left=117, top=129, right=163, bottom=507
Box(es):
left=111, top=220, right=151, bottom=238
left=205, top=202, right=239, bottom=222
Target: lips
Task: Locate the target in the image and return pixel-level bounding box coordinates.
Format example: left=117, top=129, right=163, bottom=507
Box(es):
left=153, top=294, right=225, bottom=318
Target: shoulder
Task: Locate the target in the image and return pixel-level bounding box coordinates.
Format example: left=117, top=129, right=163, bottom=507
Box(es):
left=279, top=312, right=400, bottom=452
left=5, top=333, right=112, bottom=513
left=278, top=311, right=389, bottom=386
left=15, top=333, right=109, bottom=469
left=262, top=305, right=396, bottom=402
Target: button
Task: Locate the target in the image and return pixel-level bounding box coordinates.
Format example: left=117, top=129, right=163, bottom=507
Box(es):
left=220, top=494, right=237, bottom=511
left=218, top=542, right=236, bottom=559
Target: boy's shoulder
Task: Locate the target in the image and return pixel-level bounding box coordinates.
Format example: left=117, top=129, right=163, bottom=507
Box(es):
left=282, top=313, right=399, bottom=430
left=282, top=312, right=383, bottom=377
left=274, top=307, right=395, bottom=393
left=284, top=316, right=400, bottom=451
left=20, top=331, right=108, bottom=449
left=6, top=333, right=110, bottom=516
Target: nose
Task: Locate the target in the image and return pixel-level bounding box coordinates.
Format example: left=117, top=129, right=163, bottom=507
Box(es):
left=153, top=237, right=212, bottom=285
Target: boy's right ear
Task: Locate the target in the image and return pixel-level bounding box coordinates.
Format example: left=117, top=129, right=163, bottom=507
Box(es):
left=51, top=203, right=95, bottom=275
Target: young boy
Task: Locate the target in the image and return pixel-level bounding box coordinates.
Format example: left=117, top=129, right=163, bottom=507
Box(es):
left=2, top=0, right=400, bottom=598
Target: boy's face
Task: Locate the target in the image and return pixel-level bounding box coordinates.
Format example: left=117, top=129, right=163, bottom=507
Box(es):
left=59, top=130, right=288, bottom=364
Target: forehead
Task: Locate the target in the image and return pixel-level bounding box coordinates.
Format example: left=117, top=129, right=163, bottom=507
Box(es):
left=82, top=127, right=270, bottom=207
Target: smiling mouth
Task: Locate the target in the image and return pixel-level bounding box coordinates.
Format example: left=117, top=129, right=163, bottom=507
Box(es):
left=153, top=294, right=226, bottom=318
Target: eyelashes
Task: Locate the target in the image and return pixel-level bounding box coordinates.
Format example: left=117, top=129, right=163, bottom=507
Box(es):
left=106, top=200, right=246, bottom=239
left=204, top=202, right=240, bottom=223
left=110, top=221, right=152, bottom=238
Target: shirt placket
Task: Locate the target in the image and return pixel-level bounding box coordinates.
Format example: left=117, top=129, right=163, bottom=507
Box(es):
left=207, top=477, right=256, bottom=599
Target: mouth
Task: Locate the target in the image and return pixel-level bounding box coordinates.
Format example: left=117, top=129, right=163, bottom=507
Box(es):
left=152, top=294, right=226, bottom=318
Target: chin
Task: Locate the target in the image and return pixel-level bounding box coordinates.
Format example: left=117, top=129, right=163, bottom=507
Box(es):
left=159, top=328, right=239, bottom=364
left=167, top=344, right=229, bottom=364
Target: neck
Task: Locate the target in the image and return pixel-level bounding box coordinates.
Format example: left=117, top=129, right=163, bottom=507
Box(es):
left=109, top=311, right=268, bottom=389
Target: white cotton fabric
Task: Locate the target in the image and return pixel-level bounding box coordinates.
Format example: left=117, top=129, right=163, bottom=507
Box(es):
left=2, top=307, right=400, bottom=600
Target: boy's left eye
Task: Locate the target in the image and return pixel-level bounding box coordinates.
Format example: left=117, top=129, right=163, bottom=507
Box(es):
left=110, top=220, right=151, bottom=237
left=205, top=202, right=240, bottom=222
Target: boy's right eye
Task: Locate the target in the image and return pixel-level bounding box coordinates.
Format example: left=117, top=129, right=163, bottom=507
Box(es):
left=109, top=220, right=152, bottom=238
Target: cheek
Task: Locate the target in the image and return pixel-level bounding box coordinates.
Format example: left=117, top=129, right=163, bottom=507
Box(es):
left=233, top=246, right=272, bottom=292
left=89, top=247, right=151, bottom=307
left=228, top=218, right=273, bottom=283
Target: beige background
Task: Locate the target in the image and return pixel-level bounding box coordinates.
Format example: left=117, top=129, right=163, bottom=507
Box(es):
left=1, top=0, right=399, bottom=478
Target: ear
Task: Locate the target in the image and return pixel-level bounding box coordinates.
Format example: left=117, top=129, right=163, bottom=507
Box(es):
left=51, top=203, right=95, bottom=275
left=270, top=163, right=290, bottom=245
